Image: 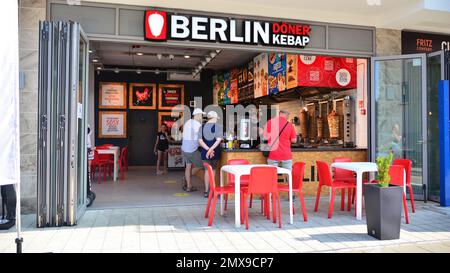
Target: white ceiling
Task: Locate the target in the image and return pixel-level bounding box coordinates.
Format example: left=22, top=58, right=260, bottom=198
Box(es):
left=90, top=41, right=257, bottom=71
left=92, top=0, right=450, bottom=34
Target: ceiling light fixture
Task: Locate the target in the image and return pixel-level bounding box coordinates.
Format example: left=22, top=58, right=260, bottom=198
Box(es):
left=155, top=69, right=160, bottom=75
left=201, top=61, right=207, bottom=66
left=169, top=54, right=175, bottom=60
left=209, top=52, right=216, bottom=58
left=215, top=49, right=221, bottom=53
left=92, top=59, right=98, bottom=63
left=89, top=50, right=93, bottom=53
left=184, top=55, right=190, bottom=59
left=114, top=68, right=120, bottom=74
left=96, top=66, right=102, bottom=70
left=136, top=52, right=144, bottom=56
left=136, top=69, right=142, bottom=74
left=156, top=53, right=162, bottom=60
left=366, top=0, right=381, bottom=6
left=205, top=57, right=211, bottom=62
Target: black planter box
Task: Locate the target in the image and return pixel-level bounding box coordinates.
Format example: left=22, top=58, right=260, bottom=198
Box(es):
left=363, top=183, right=403, bottom=240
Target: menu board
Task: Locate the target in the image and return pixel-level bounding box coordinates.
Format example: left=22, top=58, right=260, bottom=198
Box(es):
left=297, top=55, right=357, bottom=89
left=229, top=69, right=239, bottom=104
left=268, top=53, right=287, bottom=95
left=286, top=55, right=298, bottom=89
left=158, top=84, right=184, bottom=110
left=236, top=62, right=254, bottom=102
left=129, top=83, right=156, bottom=110
left=98, top=111, right=127, bottom=138
left=99, top=82, right=127, bottom=109
left=253, top=53, right=269, bottom=98
left=223, top=71, right=231, bottom=105
left=168, top=144, right=185, bottom=168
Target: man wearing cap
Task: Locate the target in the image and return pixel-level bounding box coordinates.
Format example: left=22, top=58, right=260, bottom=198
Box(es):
left=181, top=108, right=204, bottom=192
left=263, top=109, right=297, bottom=171
left=198, top=111, right=223, bottom=198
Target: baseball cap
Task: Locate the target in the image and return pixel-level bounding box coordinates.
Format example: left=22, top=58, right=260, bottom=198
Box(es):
left=192, top=108, right=205, bottom=116
left=207, top=111, right=220, bottom=119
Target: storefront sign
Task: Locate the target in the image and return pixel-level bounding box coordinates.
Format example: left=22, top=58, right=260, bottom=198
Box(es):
left=129, top=83, right=156, bottom=110
left=402, top=31, right=450, bottom=54
left=145, top=10, right=311, bottom=48
left=99, top=82, right=127, bottom=109
left=158, top=84, right=184, bottom=110
left=99, top=111, right=127, bottom=138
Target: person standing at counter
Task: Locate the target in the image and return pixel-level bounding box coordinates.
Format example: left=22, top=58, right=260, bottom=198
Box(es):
left=181, top=108, right=205, bottom=192
left=198, top=111, right=223, bottom=198
left=263, top=109, right=297, bottom=170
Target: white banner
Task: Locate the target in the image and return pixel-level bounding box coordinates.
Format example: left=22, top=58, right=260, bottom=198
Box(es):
left=0, top=0, right=20, bottom=186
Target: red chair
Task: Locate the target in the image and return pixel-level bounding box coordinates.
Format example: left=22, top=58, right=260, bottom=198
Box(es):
left=278, top=162, right=308, bottom=222
left=314, top=161, right=357, bottom=219
left=91, top=150, right=112, bottom=183
left=123, top=145, right=129, bottom=171
left=241, top=166, right=281, bottom=230
left=332, top=157, right=355, bottom=211
left=119, top=146, right=128, bottom=180
left=226, top=159, right=255, bottom=210
left=393, top=159, right=415, bottom=213
left=389, top=165, right=410, bottom=224
left=204, top=163, right=235, bottom=226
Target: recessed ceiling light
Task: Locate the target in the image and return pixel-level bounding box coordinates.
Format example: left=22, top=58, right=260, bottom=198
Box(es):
left=155, top=69, right=160, bottom=74
left=184, top=55, right=190, bottom=59
left=201, top=61, right=207, bottom=66
left=136, top=69, right=142, bottom=74
left=205, top=57, right=211, bottom=62
left=89, top=50, right=93, bottom=53
left=156, top=53, right=162, bottom=60
left=114, top=68, right=120, bottom=73
left=169, top=54, right=175, bottom=60
left=136, top=52, right=144, bottom=56
left=92, top=59, right=98, bottom=63
left=96, top=66, right=102, bottom=70
left=210, top=52, right=216, bottom=58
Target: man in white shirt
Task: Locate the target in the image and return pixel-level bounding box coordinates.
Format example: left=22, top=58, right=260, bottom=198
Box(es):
left=181, top=108, right=204, bottom=192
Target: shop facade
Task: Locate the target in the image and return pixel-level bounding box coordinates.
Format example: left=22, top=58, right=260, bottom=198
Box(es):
left=17, top=1, right=449, bottom=226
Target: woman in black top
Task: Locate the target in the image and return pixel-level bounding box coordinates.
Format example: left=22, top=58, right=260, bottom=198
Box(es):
left=154, top=124, right=170, bottom=175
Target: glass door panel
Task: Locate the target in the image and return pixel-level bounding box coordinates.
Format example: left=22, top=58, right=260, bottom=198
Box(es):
left=371, top=54, right=427, bottom=200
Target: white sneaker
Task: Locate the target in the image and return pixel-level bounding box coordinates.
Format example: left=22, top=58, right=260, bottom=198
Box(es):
left=156, top=170, right=163, bottom=175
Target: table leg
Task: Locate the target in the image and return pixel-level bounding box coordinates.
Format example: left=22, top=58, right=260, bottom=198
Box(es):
left=114, top=152, right=118, bottom=182
left=235, top=176, right=241, bottom=228
left=220, top=169, right=224, bottom=216
left=356, top=172, right=362, bottom=220
left=289, top=173, right=293, bottom=224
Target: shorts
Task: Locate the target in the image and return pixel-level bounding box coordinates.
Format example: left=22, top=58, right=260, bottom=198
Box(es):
left=182, top=150, right=203, bottom=168
left=203, top=159, right=219, bottom=170
left=157, top=147, right=168, bottom=152
left=267, top=159, right=293, bottom=170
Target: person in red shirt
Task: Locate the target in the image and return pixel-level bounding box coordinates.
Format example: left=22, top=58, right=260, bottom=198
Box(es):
left=263, top=109, right=297, bottom=170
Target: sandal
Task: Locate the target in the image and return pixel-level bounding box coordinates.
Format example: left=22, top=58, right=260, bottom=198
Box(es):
left=203, top=191, right=209, bottom=198
left=185, top=186, right=198, bottom=192
left=181, top=176, right=187, bottom=190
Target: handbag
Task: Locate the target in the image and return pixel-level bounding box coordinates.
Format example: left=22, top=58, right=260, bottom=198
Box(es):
left=261, top=121, right=289, bottom=157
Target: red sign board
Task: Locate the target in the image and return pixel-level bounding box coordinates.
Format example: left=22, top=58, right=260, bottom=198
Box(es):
left=145, top=10, right=167, bottom=40
left=297, top=55, right=357, bottom=89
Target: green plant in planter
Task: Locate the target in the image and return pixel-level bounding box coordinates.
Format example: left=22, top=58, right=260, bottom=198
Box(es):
left=375, top=152, right=393, bottom=187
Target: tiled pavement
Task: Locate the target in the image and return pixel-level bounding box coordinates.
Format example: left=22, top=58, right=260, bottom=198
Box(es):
left=1, top=199, right=450, bottom=253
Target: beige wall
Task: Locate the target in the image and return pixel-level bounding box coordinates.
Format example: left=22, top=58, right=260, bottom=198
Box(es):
left=376, top=28, right=402, bottom=56
left=19, top=0, right=46, bottom=213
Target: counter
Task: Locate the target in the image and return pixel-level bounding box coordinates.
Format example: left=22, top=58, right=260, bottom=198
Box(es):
left=219, top=147, right=368, bottom=196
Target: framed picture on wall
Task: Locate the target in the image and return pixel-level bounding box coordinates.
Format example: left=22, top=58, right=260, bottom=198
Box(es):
left=158, top=111, right=184, bottom=135
left=158, top=84, right=184, bottom=110
left=98, top=111, right=127, bottom=138
left=129, top=83, right=157, bottom=110
left=99, top=82, right=127, bottom=109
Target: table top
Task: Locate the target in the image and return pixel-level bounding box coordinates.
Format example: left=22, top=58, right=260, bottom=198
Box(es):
left=96, top=147, right=119, bottom=154
left=221, top=164, right=291, bottom=175
left=331, top=162, right=378, bottom=173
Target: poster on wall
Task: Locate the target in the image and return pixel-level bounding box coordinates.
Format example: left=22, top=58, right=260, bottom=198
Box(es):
left=99, top=82, right=127, bottom=109
left=286, top=55, right=298, bottom=89
left=253, top=53, right=268, bottom=98
left=158, top=84, right=184, bottom=110
left=229, top=69, right=239, bottom=104
left=129, top=83, right=157, bottom=110
left=223, top=71, right=231, bottom=105
left=168, top=145, right=185, bottom=168
left=99, top=111, right=127, bottom=138
left=297, top=55, right=357, bottom=89
left=158, top=111, right=184, bottom=135
left=214, top=74, right=225, bottom=106
left=268, top=53, right=286, bottom=95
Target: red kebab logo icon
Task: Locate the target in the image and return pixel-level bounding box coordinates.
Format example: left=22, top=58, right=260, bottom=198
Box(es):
left=145, top=10, right=167, bottom=40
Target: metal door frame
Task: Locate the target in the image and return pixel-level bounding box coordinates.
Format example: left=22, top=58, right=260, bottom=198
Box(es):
left=370, top=53, right=428, bottom=200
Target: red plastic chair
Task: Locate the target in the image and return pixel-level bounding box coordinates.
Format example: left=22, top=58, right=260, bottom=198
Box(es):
left=393, top=159, right=415, bottom=213
left=389, top=165, right=410, bottom=224
left=204, top=163, right=235, bottom=226
left=225, top=159, right=253, bottom=210
left=314, top=161, right=357, bottom=219
left=119, top=146, right=128, bottom=180
left=91, top=150, right=111, bottom=183
left=123, top=145, right=129, bottom=171
left=241, top=166, right=281, bottom=230
left=332, top=157, right=355, bottom=211
left=278, top=162, right=308, bottom=222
